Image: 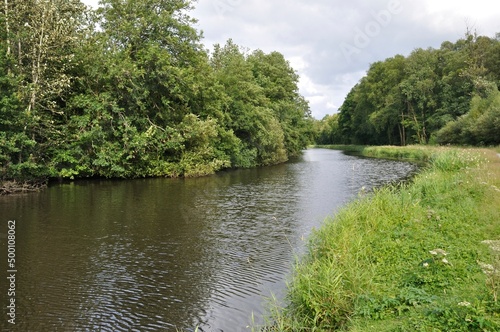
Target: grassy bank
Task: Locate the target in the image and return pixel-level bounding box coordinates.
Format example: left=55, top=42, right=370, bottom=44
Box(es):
left=314, top=144, right=477, bottom=162
left=268, top=146, right=500, bottom=331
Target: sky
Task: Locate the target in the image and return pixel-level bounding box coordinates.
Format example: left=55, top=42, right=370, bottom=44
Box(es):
left=83, top=0, right=499, bottom=119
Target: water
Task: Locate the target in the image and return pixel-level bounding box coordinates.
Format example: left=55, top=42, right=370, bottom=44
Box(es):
left=0, top=149, right=418, bottom=331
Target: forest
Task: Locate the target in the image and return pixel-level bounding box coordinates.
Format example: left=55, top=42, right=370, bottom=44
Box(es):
left=2, top=1, right=499, bottom=191
left=0, top=0, right=313, bottom=188
left=316, top=31, right=500, bottom=147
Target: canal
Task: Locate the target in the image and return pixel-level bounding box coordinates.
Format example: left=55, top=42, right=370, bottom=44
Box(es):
left=0, top=148, right=418, bottom=331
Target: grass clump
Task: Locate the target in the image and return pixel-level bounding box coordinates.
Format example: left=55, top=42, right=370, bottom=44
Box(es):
left=267, top=146, right=500, bottom=331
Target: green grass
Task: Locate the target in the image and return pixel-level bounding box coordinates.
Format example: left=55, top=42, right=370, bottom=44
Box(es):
left=313, top=145, right=367, bottom=154
left=263, top=146, right=500, bottom=331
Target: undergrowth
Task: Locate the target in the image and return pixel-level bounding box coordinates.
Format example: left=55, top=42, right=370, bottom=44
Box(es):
left=263, top=146, right=500, bottom=331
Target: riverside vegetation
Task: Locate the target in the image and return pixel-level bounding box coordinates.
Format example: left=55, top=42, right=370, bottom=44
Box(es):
left=2, top=1, right=499, bottom=194
left=266, top=145, right=500, bottom=331
left=314, top=31, right=500, bottom=147
left=0, top=0, right=313, bottom=193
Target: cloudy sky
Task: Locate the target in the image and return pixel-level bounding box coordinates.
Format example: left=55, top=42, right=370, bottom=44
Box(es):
left=84, top=0, right=499, bottom=119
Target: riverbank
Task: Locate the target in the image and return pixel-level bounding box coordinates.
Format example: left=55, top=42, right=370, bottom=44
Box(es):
left=268, top=145, right=500, bottom=331
left=314, top=144, right=473, bottom=161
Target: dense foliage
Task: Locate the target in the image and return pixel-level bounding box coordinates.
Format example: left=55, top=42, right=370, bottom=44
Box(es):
left=0, top=0, right=313, bottom=185
left=316, top=32, right=500, bottom=146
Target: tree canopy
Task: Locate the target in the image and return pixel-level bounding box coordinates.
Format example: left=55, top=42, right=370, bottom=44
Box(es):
left=316, top=31, right=500, bottom=146
left=0, top=0, right=313, bottom=185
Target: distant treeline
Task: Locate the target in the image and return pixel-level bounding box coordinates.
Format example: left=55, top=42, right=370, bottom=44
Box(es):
left=316, top=31, right=500, bottom=146
left=0, top=0, right=313, bottom=184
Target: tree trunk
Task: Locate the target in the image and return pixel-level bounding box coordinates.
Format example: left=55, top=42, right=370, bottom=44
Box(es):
left=399, top=111, right=406, bottom=146
left=4, top=0, right=10, bottom=58
left=421, top=109, right=427, bottom=144
left=407, top=101, right=425, bottom=144
left=27, top=2, right=48, bottom=114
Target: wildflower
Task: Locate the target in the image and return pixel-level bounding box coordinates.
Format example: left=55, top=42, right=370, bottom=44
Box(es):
left=458, top=301, right=471, bottom=307
left=478, top=261, right=495, bottom=276
left=423, top=262, right=429, bottom=268
left=359, top=186, right=367, bottom=196
left=481, top=240, right=500, bottom=252
left=442, top=258, right=449, bottom=264
left=429, top=249, right=447, bottom=256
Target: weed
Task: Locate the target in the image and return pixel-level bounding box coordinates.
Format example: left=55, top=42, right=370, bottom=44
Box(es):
left=480, top=240, right=500, bottom=303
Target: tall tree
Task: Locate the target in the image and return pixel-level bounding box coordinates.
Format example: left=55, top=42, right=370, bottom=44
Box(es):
left=1, top=0, right=88, bottom=181
left=95, top=0, right=206, bottom=123
left=248, top=50, right=313, bottom=156
left=364, top=56, right=407, bottom=145
left=399, top=48, right=439, bottom=144
left=8, top=0, right=87, bottom=116
left=210, top=40, right=293, bottom=166
left=326, top=31, right=500, bottom=147
left=64, top=0, right=233, bottom=177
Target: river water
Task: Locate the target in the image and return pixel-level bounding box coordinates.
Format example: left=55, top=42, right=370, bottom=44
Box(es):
left=0, top=149, right=418, bottom=331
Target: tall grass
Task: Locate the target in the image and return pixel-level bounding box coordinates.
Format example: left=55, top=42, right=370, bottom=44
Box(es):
left=266, top=147, right=500, bottom=331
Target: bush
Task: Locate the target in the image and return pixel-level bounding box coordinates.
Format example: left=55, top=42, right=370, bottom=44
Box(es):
left=436, top=88, right=500, bottom=146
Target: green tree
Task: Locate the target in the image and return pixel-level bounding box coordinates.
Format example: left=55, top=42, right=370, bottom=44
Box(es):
left=63, top=0, right=233, bottom=178
left=337, top=85, right=359, bottom=144
left=315, top=114, right=341, bottom=144
left=329, top=31, right=500, bottom=147
left=0, top=35, right=33, bottom=181
left=366, top=56, right=407, bottom=145
left=436, top=83, right=500, bottom=146
left=95, top=0, right=205, bottom=122
left=1, top=0, right=88, bottom=182
left=484, top=35, right=500, bottom=86
left=248, top=50, right=313, bottom=156
left=1, top=0, right=315, bottom=185
left=210, top=40, right=289, bottom=166
left=399, top=48, right=440, bottom=144
left=427, top=39, right=473, bottom=138
left=337, top=56, right=408, bottom=145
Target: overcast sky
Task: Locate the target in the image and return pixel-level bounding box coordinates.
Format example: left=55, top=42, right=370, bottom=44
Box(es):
left=84, top=0, right=499, bottom=119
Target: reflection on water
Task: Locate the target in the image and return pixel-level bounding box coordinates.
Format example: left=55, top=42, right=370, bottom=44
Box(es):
left=0, top=149, right=418, bottom=331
